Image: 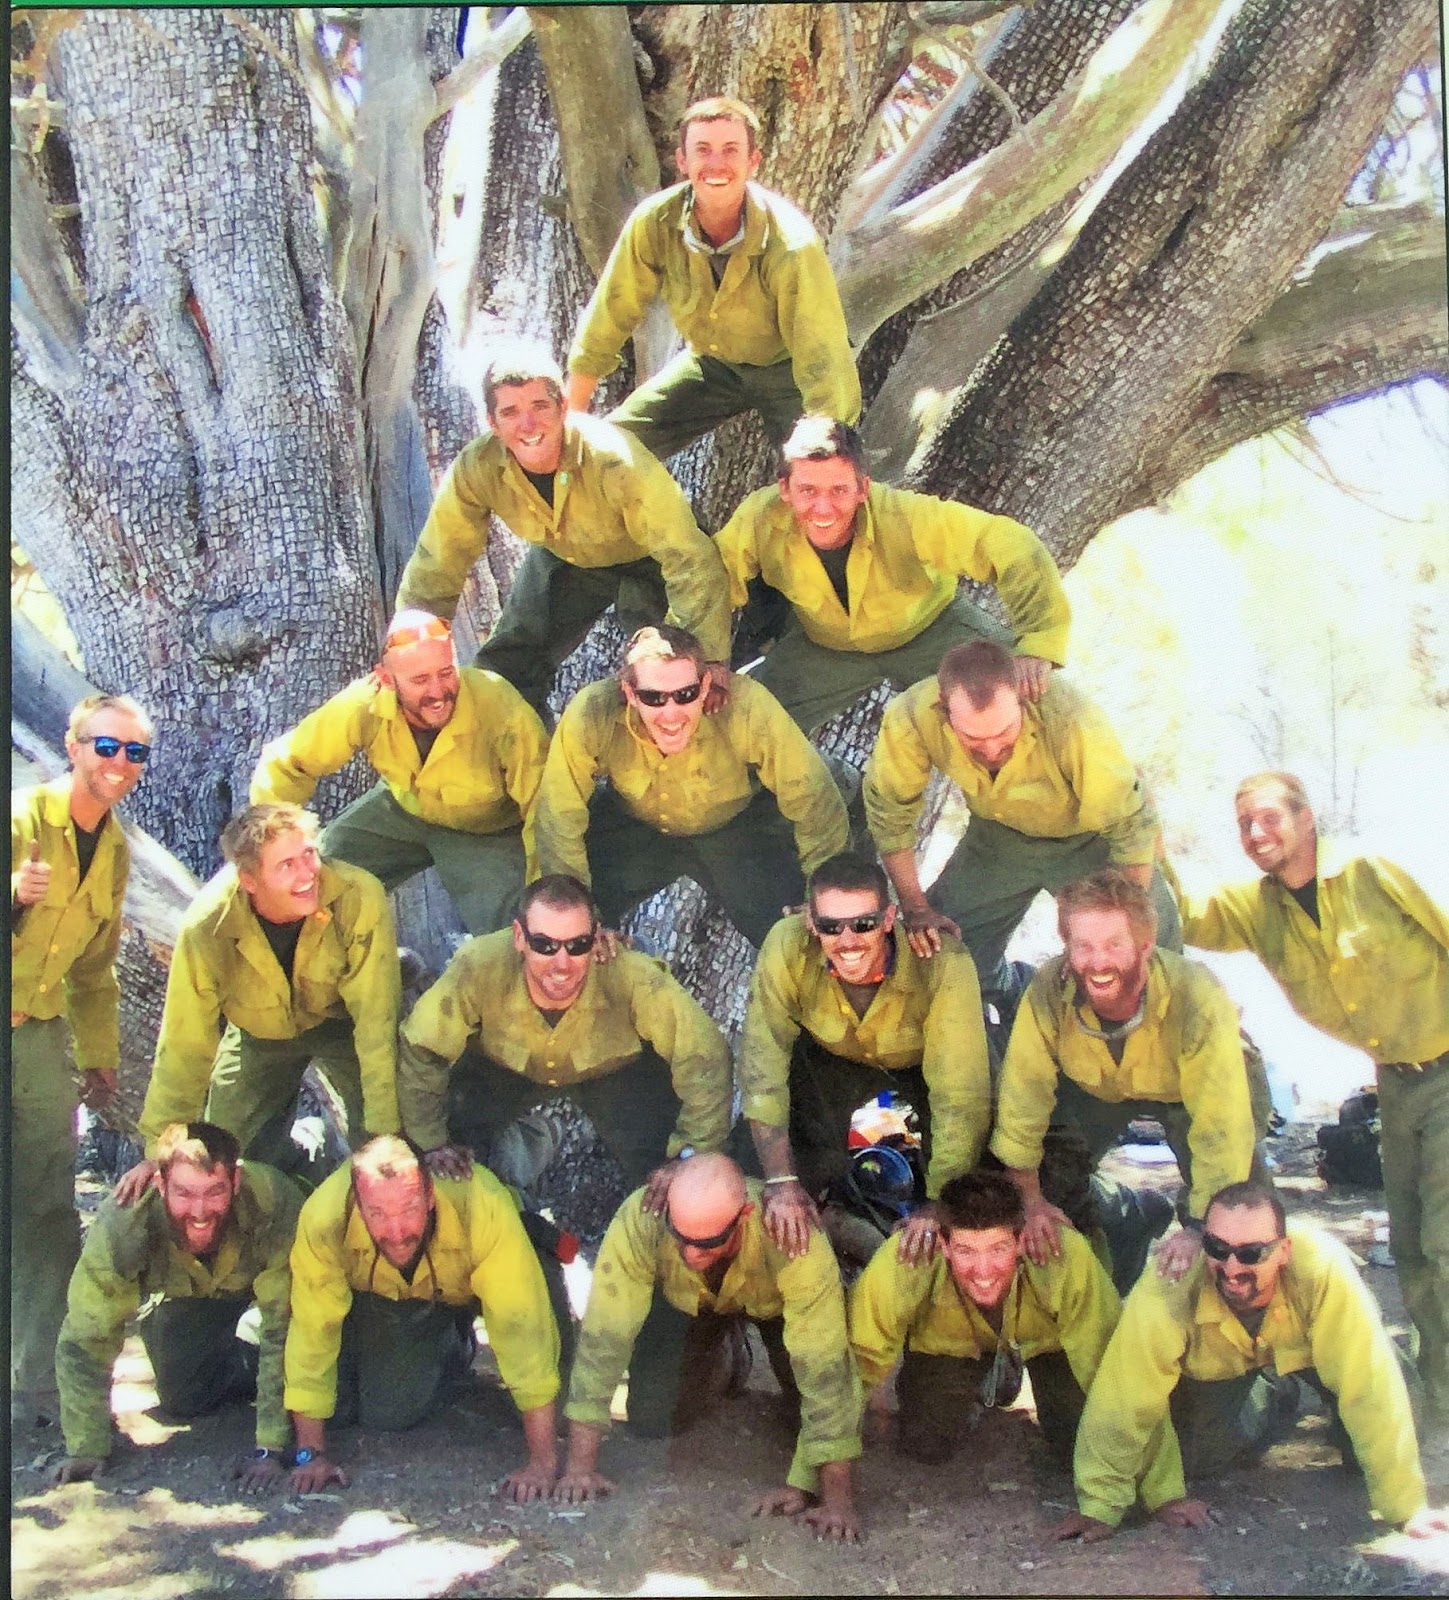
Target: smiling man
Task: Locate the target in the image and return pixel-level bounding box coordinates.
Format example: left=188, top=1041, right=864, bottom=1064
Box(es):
left=121, top=804, right=401, bottom=1195
left=1060, top=1181, right=1449, bottom=1543
left=850, top=1170, right=1175, bottom=1493
left=48, top=1122, right=299, bottom=1492
left=11, top=691, right=153, bottom=1429
left=565, top=98, right=859, bottom=468
left=251, top=611, right=547, bottom=935
left=527, top=625, right=848, bottom=948
left=716, top=418, right=1070, bottom=728
left=396, top=875, right=732, bottom=1205
left=284, top=1135, right=561, bottom=1501
left=865, top=639, right=1179, bottom=1009
left=395, top=345, right=730, bottom=718
left=738, top=852, right=992, bottom=1261
left=1169, top=771, right=1449, bottom=1431
left=556, top=1153, right=863, bottom=1542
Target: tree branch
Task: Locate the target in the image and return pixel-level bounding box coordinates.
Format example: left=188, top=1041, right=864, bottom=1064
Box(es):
left=430, top=5, right=532, bottom=122
left=832, top=0, right=1225, bottom=346
left=9, top=138, right=85, bottom=391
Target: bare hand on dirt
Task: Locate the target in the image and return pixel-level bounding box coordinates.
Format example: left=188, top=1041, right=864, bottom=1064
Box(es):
left=1050, top=1510, right=1115, bottom=1543
left=47, top=1457, right=103, bottom=1488
left=553, top=1469, right=615, bottom=1504
left=499, top=1460, right=557, bottom=1505
left=233, top=1453, right=286, bottom=1494
left=290, top=1455, right=350, bottom=1495
left=1153, top=1497, right=1215, bottom=1531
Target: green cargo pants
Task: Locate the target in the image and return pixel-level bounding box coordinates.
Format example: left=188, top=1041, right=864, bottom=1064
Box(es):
left=585, top=786, right=811, bottom=951
left=137, top=1293, right=258, bottom=1418
left=896, top=1346, right=1085, bottom=1466
left=322, top=782, right=525, bottom=936
left=474, top=548, right=668, bottom=720
left=204, top=1017, right=368, bottom=1187
left=624, top=1293, right=796, bottom=1438
left=1377, top=1053, right=1449, bottom=1419
left=447, top=1047, right=682, bottom=1192
left=929, top=815, right=1184, bottom=997
left=606, top=350, right=806, bottom=465
left=10, top=1017, right=81, bottom=1399
left=332, top=1293, right=478, bottom=1431
left=783, top=1034, right=932, bottom=1200
left=749, top=595, right=1014, bottom=733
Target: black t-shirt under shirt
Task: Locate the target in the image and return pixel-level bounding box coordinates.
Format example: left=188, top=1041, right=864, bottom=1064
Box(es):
left=74, top=816, right=105, bottom=884
left=813, top=540, right=853, bottom=611
left=258, top=913, right=304, bottom=983
left=410, top=723, right=441, bottom=764
left=523, top=468, right=556, bottom=509
left=1287, top=877, right=1320, bottom=926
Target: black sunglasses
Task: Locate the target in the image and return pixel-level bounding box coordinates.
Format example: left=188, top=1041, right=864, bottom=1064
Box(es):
left=668, top=1206, right=745, bottom=1251
left=633, top=681, right=703, bottom=708
left=521, top=926, right=596, bottom=958
left=81, top=735, right=151, bottom=765
left=813, top=913, right=884, bottom=936
left=1202, top=1233, right=1282, bottom=1266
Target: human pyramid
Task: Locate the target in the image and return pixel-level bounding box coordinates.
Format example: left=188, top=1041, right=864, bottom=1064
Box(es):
left=13, top=96, right=1449, bottom=1553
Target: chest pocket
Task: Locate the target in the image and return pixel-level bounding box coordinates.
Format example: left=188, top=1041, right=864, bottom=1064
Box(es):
left=294, top=930, right=349, bottom=1013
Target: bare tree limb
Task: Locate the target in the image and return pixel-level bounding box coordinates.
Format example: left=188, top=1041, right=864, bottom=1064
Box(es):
left=10, top=137, right=84, bottom=391
left=431, top=5, right=532, bottom=122
left=832, top=0, right=1226, bottom=346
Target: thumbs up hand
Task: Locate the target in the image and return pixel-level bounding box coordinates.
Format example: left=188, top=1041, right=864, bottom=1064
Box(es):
left=14, top=841, right=53, bottom=906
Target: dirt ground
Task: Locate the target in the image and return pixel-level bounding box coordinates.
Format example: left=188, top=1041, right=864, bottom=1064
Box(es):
left=13, top=1126, right=1449, bottom=1599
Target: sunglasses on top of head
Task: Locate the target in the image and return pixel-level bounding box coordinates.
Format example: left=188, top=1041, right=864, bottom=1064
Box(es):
left=1201, top=1233, right=1282, bottom=1266
left=521, top=926, right=597, bottom=958
left=632, top=681, right=703, bottom=708
left=80, top=736, right=152, bottom=765
left=812, top=913, right=884, bottom=937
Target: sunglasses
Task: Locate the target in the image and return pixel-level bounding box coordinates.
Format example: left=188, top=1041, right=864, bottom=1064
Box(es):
left=1202, top=1233, right=1282, bottom=1266
left=668, top=1206, right=745, bottom=1252
left=521, top=927, right=596, bottom=958
left=633, top=681, right=703, bottom=708
left=813, top=913, right=883, bottom=936
left=80, top=736, right=151, bottom=765
left=386, top=616, right=452, bottom=651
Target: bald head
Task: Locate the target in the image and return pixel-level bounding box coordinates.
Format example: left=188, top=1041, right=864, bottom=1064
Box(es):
left=668, top=1153, right=747, bottom=1239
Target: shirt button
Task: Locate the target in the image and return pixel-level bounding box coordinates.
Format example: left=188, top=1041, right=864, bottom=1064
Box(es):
left=38, top=983, right=48, bottom=993
left=1368, top=1038, right=1380, bottom=1049
left=50, top=944, right=61, bottom=955
left=709, top=343, right=720, bottom=352
left=1347, top=1002, right=1358, bottom=1013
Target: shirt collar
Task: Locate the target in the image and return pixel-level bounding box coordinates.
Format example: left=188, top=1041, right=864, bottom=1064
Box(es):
left=679, top=184, right=767, bottom=257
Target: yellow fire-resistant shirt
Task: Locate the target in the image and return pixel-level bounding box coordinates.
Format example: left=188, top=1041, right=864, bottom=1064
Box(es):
left=250, top=668, right=549, bottom=837
left=525, top=675, right=848, bottom=884
left=565, top=1184, right=861, bottom=1491
left=1074, top=1221, right=1427, bottom=1526
left=138, top=861, right=401, bottom=1155
left=11, top=778, right=130, bottom=1071
left=284, top=1161, right=559, bottom=1420
left=397, top=932, right=732, bottom=1158
left=57, top=1161, right=300, bottom=1459
left=568, top=181, right=861, bottom=425
left=1173, top=845, right=1449, bottom=1067
left=864, top=675, right=1158, bottom=865
left=990, top=951, right=1255, bottom=1221
left=395, top=413, right=731, bottom=661
left=739, top=918, right=991, bottom=1197
left=715, top=482, right=1069, bottom=661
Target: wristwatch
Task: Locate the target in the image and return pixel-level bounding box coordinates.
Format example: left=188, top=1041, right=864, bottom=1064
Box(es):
left=675, top=1146, right=697, bottom=1161
left=290, top=1446, right=317, bottom=1467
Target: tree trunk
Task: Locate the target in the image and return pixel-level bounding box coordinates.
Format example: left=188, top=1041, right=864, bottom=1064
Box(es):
left=13, top=9, right=380, bottom=880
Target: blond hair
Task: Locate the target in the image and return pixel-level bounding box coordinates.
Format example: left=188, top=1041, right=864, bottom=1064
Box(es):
left=619, top=624, right=706, bottom=686
left=1235, top=770, right=1313, bottom=817
left=67, top=692, right=154, bottom=745
left=1056, top=868, right=1158, bottom=945
left=155, top=1121, right=241, bottom=1177
left=351, top=1134, right=426, bottom=1187
left=679, top=96, right=762, bottom=152
left=219, top=803, right=319, bottom=876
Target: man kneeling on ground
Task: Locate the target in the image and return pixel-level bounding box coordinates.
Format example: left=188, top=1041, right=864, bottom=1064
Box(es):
left=50, top=1122, right=299, bottom=1491
left=283, top=1135, right=562, bottom=1502
left=555, top=1153, right=864, bottom=1541
left=1057, top=1180, right=1449, bottom=1542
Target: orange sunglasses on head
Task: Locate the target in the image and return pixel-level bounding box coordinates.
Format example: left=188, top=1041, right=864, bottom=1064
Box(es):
left=385, top=616, right=452, bottom=651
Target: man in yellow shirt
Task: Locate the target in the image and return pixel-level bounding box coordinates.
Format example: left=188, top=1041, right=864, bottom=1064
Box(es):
left=527, top=624, right=848, bottom=948
left=738, top=852, right=991, bottom=1262
left=49, top=1122, right=299, bottom=1492
left=397, top=345, right=730, bottom=718
left=251, top=612, right=548, bottom=935
left=555, top=1153, right=863, bottom=1542
left=284, top=1136, right=561, bottom=1502
left=1058, top=1181, right=1449, bottom=1543
left=565, top=97, right=860, bottom=466
left=849, top=1169, right=1177, bottom=1497
left=718, top=419, right=1070, bottom=731
left=397, top=875, right=733, bottom=1199
left=865, top=639, right=1177, bottom=1006
left=10, top=691, right=153, bottom=1428
left=122, top=804, right=400, bottom=1195
left=1173, top=770, right=1449, bottom=1423
left=991, top=871, right=1267, bottom=1292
